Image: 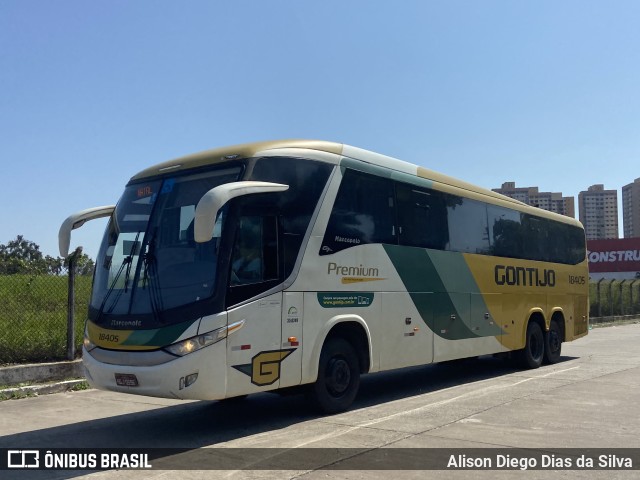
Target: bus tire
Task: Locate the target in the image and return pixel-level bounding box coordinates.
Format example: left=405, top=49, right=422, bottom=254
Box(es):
left=518, top=321, right=544, bottom=369
left=544, top=320, right=562, bottom=364
left=312, top=338, right=360, bottom=414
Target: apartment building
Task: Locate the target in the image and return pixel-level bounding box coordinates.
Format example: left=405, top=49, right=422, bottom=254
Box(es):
left=622, top=177, right=640, bottom=238
left=492, top=182, right=575, bottom=218
left=578, top=184, right=618, bottom=240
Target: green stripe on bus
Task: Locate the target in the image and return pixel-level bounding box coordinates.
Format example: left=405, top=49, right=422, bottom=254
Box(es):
left=383, top=245, right=503, bottom=340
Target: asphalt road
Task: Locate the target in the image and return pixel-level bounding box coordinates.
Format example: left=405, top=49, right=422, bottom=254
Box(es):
left=1, top=323, right=639, bottom=479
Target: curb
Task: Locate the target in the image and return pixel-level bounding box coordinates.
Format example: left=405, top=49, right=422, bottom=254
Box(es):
left=0, top=359, right=84, bottom=386
left=590, top=315, right=640, bottom=327
left=0, top=360, right=86, bottom=399
left=0, top=379, right=87, bottom=399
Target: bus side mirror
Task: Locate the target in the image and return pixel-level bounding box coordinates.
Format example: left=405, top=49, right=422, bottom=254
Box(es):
left=194, top=181, right=289, bottom=243
left=59, top=205, right=115, bottom=257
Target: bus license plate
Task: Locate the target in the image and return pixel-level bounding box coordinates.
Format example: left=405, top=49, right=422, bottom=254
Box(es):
left=115, top=373, right=139, bottom=387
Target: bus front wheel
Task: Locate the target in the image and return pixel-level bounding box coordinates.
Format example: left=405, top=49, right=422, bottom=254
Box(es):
left=312, top=338, right=360, bottom=414
left=518, top=321, right=544, bottom=369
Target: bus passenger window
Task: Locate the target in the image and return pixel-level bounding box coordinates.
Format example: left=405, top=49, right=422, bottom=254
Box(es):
left=488, top=205, right=523, bottom=259
left=446, top=197, right=490, bottom=254
left=321, top=170, right=396, bottom=255
left=396, top=183, right=448, bottom=250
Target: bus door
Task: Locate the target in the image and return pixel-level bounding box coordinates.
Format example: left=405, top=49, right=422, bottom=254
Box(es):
left=224, top=214, right=287, bottom=397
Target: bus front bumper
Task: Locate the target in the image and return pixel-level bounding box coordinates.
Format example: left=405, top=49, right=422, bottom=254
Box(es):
left=82, top=342, right=227, bottom=400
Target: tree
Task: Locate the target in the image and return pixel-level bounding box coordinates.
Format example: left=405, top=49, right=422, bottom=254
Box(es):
left=0, top=235, right=94, bottom=276
left=63, top=249, right=95, bottom=276
left=0, top=235, right=42, bottom=275
left=0, top=235, right=44, bottom=274
left=0, top=235, right=43, bottom=262
left=44, top=255, right=65, bottom=276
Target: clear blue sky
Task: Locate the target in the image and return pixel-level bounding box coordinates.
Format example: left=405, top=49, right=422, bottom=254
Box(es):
left=1, top=1, right=639, bottom=260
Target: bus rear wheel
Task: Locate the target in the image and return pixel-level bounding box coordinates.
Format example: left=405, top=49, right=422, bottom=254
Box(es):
left=544, top=320, right=562, bottom=364
left=518, top=321, right=544, bottom=369
left=312, top=338, right=360, bottom=414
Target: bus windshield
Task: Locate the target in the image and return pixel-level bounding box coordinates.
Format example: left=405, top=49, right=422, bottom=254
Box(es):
left=90, top=166, right=242, bottom=326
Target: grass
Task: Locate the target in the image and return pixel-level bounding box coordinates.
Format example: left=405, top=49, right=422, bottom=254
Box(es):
left=69, top=380, right=91, bottom=391
left=0, top=382, right=38, bottom=401
left=0, top=379, right=91, bottom=401
left=0, top=274, right=92, bottom=364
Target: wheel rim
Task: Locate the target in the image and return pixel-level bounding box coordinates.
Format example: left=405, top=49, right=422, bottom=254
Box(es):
left=531, top=330, right=544, bottom=361
left=325, top=357, right=351, bottom=397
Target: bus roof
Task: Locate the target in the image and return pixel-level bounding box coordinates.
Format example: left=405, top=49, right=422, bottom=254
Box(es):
left=130, top=140, right=344, bottom=181
left=130, top=139, right=582, bottom=229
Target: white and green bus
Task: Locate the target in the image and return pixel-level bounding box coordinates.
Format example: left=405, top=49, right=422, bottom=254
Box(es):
left=60, top=140, right=589, bottom=413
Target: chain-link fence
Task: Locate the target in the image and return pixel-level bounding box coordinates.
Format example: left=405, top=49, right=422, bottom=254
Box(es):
left=590, top=279, right=640, bottom=318
left=1, top=272, right=639, bottom=365
left=0, top=271, right=91, bottom=365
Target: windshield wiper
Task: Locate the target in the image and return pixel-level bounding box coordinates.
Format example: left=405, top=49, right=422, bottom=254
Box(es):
left=96, top=255, right=131, bottom=322
left=97, top=232, right=141, bottom=319
left=141, top=230, right=165, bottom=322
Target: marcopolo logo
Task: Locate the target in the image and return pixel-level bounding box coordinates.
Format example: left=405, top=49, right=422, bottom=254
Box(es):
left=494, top=265, right=556, bottom=287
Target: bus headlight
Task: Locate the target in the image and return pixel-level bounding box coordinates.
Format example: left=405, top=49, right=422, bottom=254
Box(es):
left=163, top=327, right=227, bottom=357
left=83, top=329, right=97, bottom=352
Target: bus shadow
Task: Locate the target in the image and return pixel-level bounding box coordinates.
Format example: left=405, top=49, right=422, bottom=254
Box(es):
left=354, top=354, right=579, bottom=409
left=0, top=355, right=578, bottom=479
